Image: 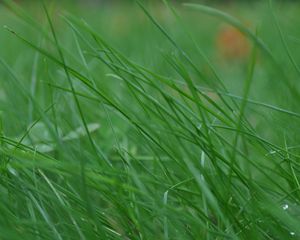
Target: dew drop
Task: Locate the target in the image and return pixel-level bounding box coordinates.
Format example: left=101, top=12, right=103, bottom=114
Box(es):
left=282, top=204, right=289, bottom=210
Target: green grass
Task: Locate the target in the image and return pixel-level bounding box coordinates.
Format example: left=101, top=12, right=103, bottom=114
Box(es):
left=1, top=0, right=300, bottom=239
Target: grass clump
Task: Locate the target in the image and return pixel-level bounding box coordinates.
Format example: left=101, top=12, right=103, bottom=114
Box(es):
left=1, top=0, right=300, bottom=239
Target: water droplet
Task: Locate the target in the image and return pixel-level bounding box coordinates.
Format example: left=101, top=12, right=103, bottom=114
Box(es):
left=290, top=232, right=295, bottom=236
left=282, top=204, right=289, bottom=210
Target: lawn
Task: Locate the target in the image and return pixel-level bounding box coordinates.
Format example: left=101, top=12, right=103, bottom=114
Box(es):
left=1, top=0, right=300, bottom=239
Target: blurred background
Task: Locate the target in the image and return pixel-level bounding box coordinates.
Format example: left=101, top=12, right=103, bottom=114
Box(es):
left=1, top=0, right=300, bottom=142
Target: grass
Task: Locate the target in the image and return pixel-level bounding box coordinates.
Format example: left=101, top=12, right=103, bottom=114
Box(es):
left=1, top=0, right=300, bottom=239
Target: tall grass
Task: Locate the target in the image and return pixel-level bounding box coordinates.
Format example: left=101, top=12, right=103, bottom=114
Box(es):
left=1, top=0, right=300, bottom=239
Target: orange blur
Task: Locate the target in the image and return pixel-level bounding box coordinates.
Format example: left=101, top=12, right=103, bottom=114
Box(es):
left=216, top=25, right=250, bottom=61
